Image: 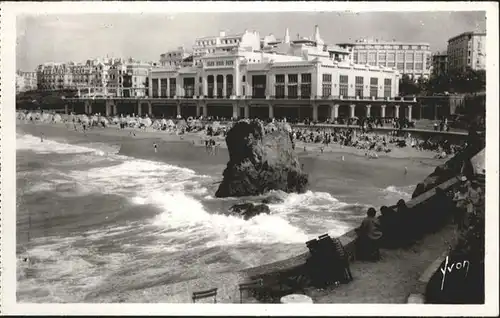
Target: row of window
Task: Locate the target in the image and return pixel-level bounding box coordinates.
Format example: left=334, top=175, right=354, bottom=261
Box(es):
left=354, top=52, right=426, bottom=63
left=275, top=73, right=312, bottom=84
left=196, top=38, right=240, bottom=47
left=355, top=44, right=429, bottom=50
left=206, top=60, right=235, bottom=67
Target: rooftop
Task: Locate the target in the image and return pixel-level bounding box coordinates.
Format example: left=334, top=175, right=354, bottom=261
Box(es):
left=448, top=31, right=486, bottom=43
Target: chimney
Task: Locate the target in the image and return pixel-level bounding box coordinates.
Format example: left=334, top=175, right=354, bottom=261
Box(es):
left=284, top=28, right=290, bottom=43
left=219, top=31, right=226, bottom=37
left=314, top=25, right=320, bottom=41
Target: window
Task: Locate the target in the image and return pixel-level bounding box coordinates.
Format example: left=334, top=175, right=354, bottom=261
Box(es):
left=415, top=62, right=423, bottom=70
left=301, top=73, right=311, bottom=83
left=288, top=74, right=298, bottom=83
left=379, top=53, right=387, bottom=61
left=369, top=77, right=378, bottom=98
left=353, top=53, right=359, bottom=63
left=322, top=84, right=332, bottom=97
left=207, top=61, right=215, bottom=67
left=242, top=75, right=246, bottom=82
left=359, top=52, right=368, bottom=64
left=169, top=78, right=176, bottom=97
left=397, top=52, right=405, bottom=61
left=387, top=52, right=395, bottom=61
left=275, top=74, right=285, bottom=83
left=288, top=85, right=298, bottom=98
left=406, top=62, right=414, bottom=70
left=322, top=74, right=332, bottom=82
left=216, top=61, right=224, bottom=66
left=275, top=85, right=285, bottom=98
left=397, top=62, right=405, bottom=70
left=384, top=78, right=391, bottom=98
left=339, top=75, right=349, bottom=97
left=226, top=60, right=234, bottom=66
left=415, top=53, right=424, bottom=62
left=406, top=53, right=414, bottom=61
left=368, top=52, right=376, bottom=61
left=355, top=76, right=364, bottom=98
left=199, top=77, right=202, bottom=83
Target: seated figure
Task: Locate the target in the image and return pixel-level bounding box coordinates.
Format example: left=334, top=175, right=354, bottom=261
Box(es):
left=378, top=205, right=398, bottom=248
left=355, top=208, right=382, bottom=261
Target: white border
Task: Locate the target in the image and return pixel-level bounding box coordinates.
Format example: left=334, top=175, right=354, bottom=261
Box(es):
left=1, top=2, right=498, bottom=316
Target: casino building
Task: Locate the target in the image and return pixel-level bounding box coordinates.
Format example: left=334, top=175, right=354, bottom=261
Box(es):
left=71, top=26, right=417, bottom=121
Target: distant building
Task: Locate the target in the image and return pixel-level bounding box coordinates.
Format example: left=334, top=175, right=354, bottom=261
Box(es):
left=16, top=71, right=37, bottom=93
left=447, top=31, right=486, bottom=72
left=36, top=63, right=73, bottom=91
left=192, top=30, right=261, bottom=66
left=337, top=39, right=432, bottom=79
left=106, top=58, right=150, bottom=98
left=432, top=52, right=448, bottom=76
left=159, top=46, right=193, bottom=68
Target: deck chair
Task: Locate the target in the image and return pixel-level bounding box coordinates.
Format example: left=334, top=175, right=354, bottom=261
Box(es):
left=238, top=278, right=264, bottom=303
left=192, top=288, right=218, bottom=303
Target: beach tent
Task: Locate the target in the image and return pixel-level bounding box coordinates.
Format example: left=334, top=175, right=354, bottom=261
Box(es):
left=189, top=119, right=203, bottom=128
left=470, top=148, right=485, bottom=176
left=265, top=123, right=277, bottom=132
left=165, top=119, right=175, bottom=127
left=176, top=119, right=187, bottom=130
left=211, top=121, right=221, bottom=131
left=79, top=115, right=90, bottom=124
left=141, top=117, right=152, bottom=127
left=152, top=120, right=162, bottom=130
left=53, top=114, right=63, bottom=123
left=100, top=117, right=109, bottom=125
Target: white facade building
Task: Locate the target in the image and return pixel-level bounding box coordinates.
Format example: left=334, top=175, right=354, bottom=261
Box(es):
left=192, top=30, right=261, bottom=66
left=447, top=31, right=486, bottom=72
left=337, top=39, right=432, bottom=79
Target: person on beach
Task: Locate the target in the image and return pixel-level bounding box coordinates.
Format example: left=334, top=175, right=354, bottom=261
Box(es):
left=453, top=176, right=470, bottom=232
left=355, top=207, right=382, bottom=261
left=40, top=133, right=44, bottom=143
left=153, top=143, right=158, bottom=153
left=378, top=206, right=397, bottom=248
left=467, top=180, right=483, bottom=214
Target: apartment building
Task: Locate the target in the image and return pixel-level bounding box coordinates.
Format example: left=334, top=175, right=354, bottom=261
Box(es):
left=16, top=71, right=37, bottom=93
left=447, top=31, right=486, bottom=72
left=337, top=39, right=432, bottom=79
left=432, top=52, right=448, bottom=76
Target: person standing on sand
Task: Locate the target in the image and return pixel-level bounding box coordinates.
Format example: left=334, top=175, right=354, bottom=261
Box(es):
left=40, top=133, right=44, bottom=143
left=153, top=143, right=158, bottom=153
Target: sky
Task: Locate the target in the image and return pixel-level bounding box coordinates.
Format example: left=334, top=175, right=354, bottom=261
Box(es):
left=16, top=11, right=486, bottom=71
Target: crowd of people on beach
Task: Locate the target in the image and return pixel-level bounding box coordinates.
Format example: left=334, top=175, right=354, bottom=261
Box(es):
left=17, top=109, right=463, bottom=159
left=354, top=174, right=484, bottom=261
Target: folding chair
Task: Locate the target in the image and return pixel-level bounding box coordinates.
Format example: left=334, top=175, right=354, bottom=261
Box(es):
left=192, top=288, right=218, bottom=303
left=238, top=278, right=264, bottom=303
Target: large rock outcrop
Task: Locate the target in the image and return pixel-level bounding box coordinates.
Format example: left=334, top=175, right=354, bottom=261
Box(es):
left=215, top=120, right=308, bottom=198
